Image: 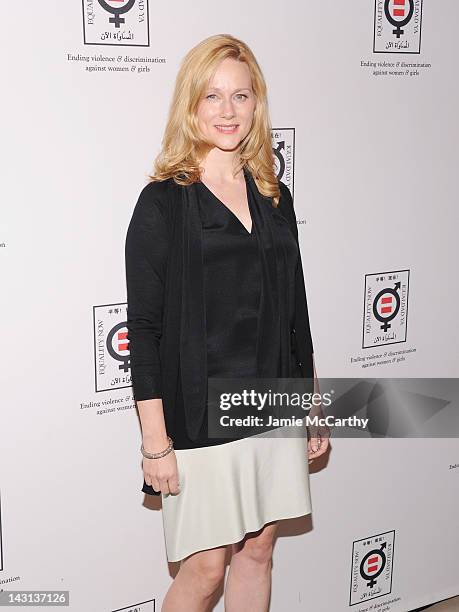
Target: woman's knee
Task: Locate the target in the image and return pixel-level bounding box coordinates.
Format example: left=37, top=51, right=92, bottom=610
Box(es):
left=182, top=547, right=227, bottom=587
left=236, top=524, right=277, bottom=565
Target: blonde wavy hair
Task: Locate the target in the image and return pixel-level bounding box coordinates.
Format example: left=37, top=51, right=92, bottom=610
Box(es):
left=148, top=33, right=280, bottom=205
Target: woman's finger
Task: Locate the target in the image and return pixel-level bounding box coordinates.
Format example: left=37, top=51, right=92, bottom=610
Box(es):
left=308, top=436, right=329, bottom=459
left=168, top=474, right=181, bottom=495
left=309, top=437, right=321, bottom=452
left=311, top=440, right=328, bottom=458
left=160, top=478, right=171, bottom=496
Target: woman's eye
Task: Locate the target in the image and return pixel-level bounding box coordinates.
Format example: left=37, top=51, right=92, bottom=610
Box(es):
left=205, top=93, right=248, bottom=101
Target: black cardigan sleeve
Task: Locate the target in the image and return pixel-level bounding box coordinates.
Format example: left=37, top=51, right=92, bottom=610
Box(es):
left=278, top=181, right=314, bottom=354
left=125, top=182, right=170, bottom=401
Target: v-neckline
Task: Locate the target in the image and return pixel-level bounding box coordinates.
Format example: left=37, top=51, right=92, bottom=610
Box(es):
left=198, top=174, right=254, bottom=236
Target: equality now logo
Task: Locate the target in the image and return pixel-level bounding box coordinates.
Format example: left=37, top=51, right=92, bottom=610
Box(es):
left=82, top=0, right=150, bottom=47
left=373, top=0, right=423, bottom=54
left=92, top=302, right=131, bottom=392
left=362, top=270, right=409, bottom=349
left=349, top=530, right=395, bottom=605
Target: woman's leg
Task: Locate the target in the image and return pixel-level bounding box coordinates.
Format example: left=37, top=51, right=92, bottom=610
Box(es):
left=161, top=545, right=228, bottom=612
left=224, top=521, right=279, bottom=612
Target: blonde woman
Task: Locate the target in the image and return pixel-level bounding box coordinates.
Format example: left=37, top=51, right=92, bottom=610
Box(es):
left=125, top=33, right=329, bottom=611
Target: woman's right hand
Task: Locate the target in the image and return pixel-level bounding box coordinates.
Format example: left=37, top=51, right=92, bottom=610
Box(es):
left=143, top=450, right=181, bottom=496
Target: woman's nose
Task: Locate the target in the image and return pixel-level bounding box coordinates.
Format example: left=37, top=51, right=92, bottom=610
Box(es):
left=219, top=97, right=235, bottom=117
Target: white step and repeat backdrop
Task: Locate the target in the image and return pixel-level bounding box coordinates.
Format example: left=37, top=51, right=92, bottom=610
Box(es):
left=2, top=2, right=458, bottom=611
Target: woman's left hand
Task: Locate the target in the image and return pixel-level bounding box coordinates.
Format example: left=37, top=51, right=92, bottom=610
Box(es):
left=307, top=418, right=330, bottom=463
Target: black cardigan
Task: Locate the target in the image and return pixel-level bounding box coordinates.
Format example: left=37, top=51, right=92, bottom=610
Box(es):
left=124, top=169, right=314, bottom=443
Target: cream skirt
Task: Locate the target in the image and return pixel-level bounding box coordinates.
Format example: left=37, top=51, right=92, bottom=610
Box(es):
left=160, top=421, right=312, bottom=562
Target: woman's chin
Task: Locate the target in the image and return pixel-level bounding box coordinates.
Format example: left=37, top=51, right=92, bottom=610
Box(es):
left=212, top=138, right=243, bottom=152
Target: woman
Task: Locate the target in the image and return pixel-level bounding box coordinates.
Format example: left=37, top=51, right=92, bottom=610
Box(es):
left=125, top=33, right=329, bottom=612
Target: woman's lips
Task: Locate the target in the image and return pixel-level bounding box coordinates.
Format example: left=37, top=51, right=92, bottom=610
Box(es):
left=215, top=124, right=239, bottom=134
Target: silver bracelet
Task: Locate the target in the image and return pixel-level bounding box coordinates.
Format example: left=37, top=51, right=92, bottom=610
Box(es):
left=141, top=436, right=174, bottom=459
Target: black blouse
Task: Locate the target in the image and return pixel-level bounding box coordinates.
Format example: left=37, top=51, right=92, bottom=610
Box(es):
left=199, top=180, right=261, bottom=380
left=171, top=181, right=261, bottom=450
left=170, top=180, right=302, bottom=450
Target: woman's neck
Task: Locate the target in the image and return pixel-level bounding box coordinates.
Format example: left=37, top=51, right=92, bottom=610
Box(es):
left=199, top=148, right=243, bottom=184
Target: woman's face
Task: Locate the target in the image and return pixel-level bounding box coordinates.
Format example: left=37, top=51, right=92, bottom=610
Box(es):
left=196, top=57, right=256, bottom=152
